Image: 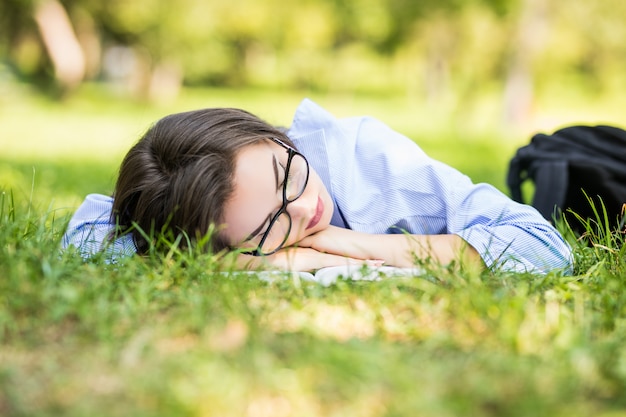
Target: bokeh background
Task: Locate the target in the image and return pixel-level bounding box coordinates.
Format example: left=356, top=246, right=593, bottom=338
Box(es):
left=3, top=3, right=626, bottom=416
left=1, top=0, right=625, bottom=211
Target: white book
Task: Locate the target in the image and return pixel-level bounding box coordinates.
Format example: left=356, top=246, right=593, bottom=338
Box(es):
left=223, top=265, right=424, bottom=286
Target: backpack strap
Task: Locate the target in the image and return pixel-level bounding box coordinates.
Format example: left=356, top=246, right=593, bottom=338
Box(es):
left=506, top=152, right=525, bottom=203
left=507, top=138, right=569, bottom=222
left=531, top=159, right=569, bottom=221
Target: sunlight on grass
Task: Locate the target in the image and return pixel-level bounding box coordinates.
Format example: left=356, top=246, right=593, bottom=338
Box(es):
left=3, top=87, right=626, bottom=416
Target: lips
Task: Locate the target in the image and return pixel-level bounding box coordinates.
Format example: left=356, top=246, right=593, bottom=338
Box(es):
left=306, top=196, right=324, bottom=230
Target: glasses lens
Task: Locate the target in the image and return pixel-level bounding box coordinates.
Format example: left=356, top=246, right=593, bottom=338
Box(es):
left=285, top=153, right=309, bottom=201
left=244, top=143, right=310, bottom=256
left=257, top=212, right=291, bottom=254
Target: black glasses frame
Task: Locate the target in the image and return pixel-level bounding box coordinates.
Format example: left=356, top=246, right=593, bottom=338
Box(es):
left=241, top=137, right=310, bottom=256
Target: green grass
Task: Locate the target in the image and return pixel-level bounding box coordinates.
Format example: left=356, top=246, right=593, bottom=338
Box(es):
left=4, top=184, right=626, bottom=417
left=3, top=86, right=626, bottom=416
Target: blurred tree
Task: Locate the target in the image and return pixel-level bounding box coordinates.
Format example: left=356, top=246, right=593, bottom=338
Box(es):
left=0, top=0, right=44, bottom=82
left=0, top=0, right=93, bottom=96
left=34, top=0, right=85, bottom=94
left=0, top=0, right=624, bottom=116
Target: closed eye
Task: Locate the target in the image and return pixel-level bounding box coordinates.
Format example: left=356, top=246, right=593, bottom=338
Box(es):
left=278, top=162, right=288, bottom=188
left=244, top=214, right=271, bottom=243
left=243, top=152, right=283, bottom=243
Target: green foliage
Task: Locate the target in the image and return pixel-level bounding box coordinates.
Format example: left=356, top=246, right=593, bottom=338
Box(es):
left=3, top=0, right=626, bottom=102
left=563, top=195, right=626, bottom=277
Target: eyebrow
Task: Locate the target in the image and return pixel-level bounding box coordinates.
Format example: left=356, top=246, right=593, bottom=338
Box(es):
left=243, top=153, right=281, bottom=242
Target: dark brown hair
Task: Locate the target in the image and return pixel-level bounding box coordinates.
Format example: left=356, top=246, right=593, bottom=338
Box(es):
left=111, top=107, right=292, bottom=254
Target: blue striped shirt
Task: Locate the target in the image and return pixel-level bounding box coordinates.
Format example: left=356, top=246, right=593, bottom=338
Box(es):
left=63, top=98, right=573, bottom=273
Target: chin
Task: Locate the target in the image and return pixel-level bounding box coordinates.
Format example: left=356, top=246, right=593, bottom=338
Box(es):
left=309, top=220, right=330, bottom=237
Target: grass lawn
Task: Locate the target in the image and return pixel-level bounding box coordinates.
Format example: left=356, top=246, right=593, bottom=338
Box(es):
left=2, top=85, right=626, bottom=416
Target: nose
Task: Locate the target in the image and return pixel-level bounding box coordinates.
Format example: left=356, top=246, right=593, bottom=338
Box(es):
left=285, top=197, right=312, bottom=227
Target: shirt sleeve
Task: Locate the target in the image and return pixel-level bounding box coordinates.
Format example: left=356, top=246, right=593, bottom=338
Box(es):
left=61, top=194, right=136, bottom=260
left=288, top=98, right=573, bottom=274
left=445, top=177, right=573, bottom=274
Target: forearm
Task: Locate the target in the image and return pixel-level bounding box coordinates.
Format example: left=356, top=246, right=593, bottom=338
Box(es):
left=301, top=227, right=484, bottom=271
left=350, top=232, right=483, bottom=270
left=456, top=222, right=573, bottom=273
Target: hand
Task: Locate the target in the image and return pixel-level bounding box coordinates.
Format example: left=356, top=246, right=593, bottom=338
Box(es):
left=298, top=225, right=372, bottom=260
left=233, top=246, right=369, bottom=272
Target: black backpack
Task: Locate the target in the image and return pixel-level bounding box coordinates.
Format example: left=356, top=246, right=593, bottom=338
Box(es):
left=507, top=125, right=626, bottom=234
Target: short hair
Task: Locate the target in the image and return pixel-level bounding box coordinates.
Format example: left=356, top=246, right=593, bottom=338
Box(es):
left=111, top=107, right=293, bottom=254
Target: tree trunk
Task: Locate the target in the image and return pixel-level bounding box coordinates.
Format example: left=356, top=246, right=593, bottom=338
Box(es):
left=34, top=0, right=85, bottom=93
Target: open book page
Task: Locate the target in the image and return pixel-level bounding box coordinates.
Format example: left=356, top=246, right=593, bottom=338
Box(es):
left=222, top=265, right=424, bottom=286
left=306, top=265, right=423, bottom=286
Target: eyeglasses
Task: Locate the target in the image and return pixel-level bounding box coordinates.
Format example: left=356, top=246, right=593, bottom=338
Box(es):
left=241, top=137, right=310, bottom=256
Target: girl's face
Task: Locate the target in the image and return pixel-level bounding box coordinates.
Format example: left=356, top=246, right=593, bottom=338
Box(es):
left=222, top=139, right=334, bottom=253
